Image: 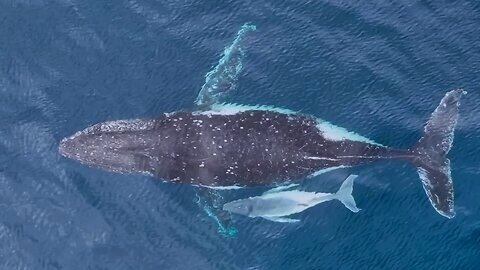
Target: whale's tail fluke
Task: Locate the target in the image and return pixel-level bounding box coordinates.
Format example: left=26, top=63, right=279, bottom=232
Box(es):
left=410, top=89, right=466, bottom=219
left=335, top=174, right=361, bottom=213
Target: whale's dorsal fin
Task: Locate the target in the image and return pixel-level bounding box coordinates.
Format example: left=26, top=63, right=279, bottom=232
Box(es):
left=263, top=183, right=300, bottom=195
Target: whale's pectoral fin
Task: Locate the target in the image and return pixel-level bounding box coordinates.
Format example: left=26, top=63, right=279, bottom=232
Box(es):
left=194, top=23, right=256, bottom=110
left=262, top=216, right=301, bottom=223
left=195, top=188, right=238, bottom=237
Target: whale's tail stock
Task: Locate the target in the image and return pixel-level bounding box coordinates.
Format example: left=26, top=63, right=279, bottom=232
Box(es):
left=409, top=89, right=466, bottom=218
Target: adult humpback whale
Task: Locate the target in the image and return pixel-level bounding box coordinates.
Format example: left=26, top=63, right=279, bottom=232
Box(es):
left=60, top=88, right=465, bottom=219
left=58, top=24, right=465, bottom=223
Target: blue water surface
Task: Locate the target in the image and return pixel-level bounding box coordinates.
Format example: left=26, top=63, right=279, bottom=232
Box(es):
left=1, top=1, right=480, bottom=269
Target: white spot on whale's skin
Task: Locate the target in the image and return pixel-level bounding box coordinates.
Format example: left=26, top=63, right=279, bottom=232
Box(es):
left=140, top=171, right=154, bottom=177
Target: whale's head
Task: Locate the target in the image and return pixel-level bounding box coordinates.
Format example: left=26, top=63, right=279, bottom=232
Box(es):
left=59, top=118, right=160, bottom=175
left=223, top=199, right=253, bottom=216
left=223, top=198, right=261, bottom=217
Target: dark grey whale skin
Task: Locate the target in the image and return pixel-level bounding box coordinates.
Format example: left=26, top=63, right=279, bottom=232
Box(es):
left=59, top=89, right=465, bottom=219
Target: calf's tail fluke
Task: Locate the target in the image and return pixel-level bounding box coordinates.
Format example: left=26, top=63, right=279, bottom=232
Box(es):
left=335, top=175, right=361, bottom=213
left=410, top=89, right=467, bottom=219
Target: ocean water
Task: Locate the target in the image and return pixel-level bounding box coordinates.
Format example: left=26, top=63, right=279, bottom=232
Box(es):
left=1, top=0, right=480, bottom=269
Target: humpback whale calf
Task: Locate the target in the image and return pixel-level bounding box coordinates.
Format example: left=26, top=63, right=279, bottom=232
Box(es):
left=59, top=88, right=465, bottom=219
left=223, top=175, right=360, bottom=223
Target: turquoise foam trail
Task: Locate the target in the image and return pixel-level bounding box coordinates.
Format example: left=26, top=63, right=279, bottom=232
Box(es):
left=195, top=23, right=257, bottom=108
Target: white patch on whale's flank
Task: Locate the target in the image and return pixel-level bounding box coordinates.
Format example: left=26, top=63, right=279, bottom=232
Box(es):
left=305, top=156, right=339, bottom=161
left=194, top=103, right=385, bottom=147
left=197, top=184, right=244, bottom=190
left=336, top=155, right=391, bottom=160
left=196, top=103, right=297, bottom=116
left=308, top=166, right=348, bottom=178
left=315, top=119, right=385, bottom=146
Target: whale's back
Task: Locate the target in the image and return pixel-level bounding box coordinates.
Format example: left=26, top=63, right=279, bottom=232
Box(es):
left=59, top=109, right=388, bottom=187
